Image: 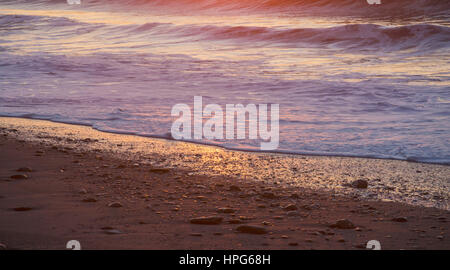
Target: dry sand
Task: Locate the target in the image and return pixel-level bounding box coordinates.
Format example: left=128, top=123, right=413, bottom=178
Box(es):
left=0, top=117, right=449, bottom=249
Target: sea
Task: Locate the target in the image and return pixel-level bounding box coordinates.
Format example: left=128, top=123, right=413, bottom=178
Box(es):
left=1, top=0, right=449, bottom=164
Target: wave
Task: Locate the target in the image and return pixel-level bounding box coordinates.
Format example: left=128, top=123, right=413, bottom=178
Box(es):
left=180, top=23, right=450, bottom=51
left=4, top=0, right=449, bottom=18
left=1, top=13, right=448, bottom=53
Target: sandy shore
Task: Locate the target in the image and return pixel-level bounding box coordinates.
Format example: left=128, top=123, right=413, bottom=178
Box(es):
left=0, top=117, right=449, bottom=250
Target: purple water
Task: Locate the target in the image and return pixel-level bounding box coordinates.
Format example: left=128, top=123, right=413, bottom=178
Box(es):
left=0, top=0, right=449, bottom=164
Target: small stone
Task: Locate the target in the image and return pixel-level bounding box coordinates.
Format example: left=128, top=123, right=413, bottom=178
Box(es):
left=392, top=217, right=408, bottom=223
left=190, top=233, right=203, bottom=237
left=10, top=174, right=28, bottom=180
left=79, top=188, right=88, bottom=194
left=190, top=216, right=223, bottom=225
left=82, top=198, right=97, bottom=203
left=0, top=243, right=7, bottom=250
left=351, top=179, right=368, bottom=189
left=283, top=204, right=298, bottom=211
left=437, top=236, right=444, bottom=240
left=236, top=225, right=268, bottom=235
left=217, top=207, right=235, bottom=214
left=108, top=202, right=123, bottom=208
left=288, top=242, right=298, bottom=246
left=104, top=229, right=122, bottom=235
left=229, top=185, right=241, bottom=192
left=17, top=167, right=32, bottom=172
left=330, top=219, right=356, bottom=229
left=12, top=207, right=33, bottom=212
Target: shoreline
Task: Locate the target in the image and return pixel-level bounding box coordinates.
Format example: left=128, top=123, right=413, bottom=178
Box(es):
left=0, top=117, right=449, bottom=210
left=0, top=117, right=449, bottom=249
left=2, top=115, right=448, bottom=166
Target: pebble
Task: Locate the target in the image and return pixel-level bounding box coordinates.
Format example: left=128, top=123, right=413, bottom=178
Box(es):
left=392, top=217, right=408, bottom=223
left=17, top=167, right=32, bottom=172
left=10, top=174, right=28, bottom=180
left=82, top=198, right=97, bottom=203
left=329, top=219, right=356, bottom=229
left=108, top=202, right=123, bottom=208
left=283, top=204, right=298, bottom=211
left=104, top=229, right=122, bottom=235
left=0, top=243, right=7, bottom=250
left=288, top=242, right=298, bottom=246
left=190, top=233, right=203, bottom=237
left=351, top=179, right=368, bottom=189
left=190, top=216, right=223, bottom=225
left=12, top=207, right=33, bottom=212
left=236, top=225, right=268, bottom=235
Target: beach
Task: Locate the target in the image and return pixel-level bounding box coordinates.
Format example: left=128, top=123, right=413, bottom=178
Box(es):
left=0, top=117, right=448, bottom=250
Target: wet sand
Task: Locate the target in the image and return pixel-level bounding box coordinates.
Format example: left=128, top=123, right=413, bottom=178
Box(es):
left=0, top=117, right=449, bottom=249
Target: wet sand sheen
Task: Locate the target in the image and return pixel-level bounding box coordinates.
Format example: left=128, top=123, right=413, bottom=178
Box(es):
left=0, top=117, right=449, bottom=210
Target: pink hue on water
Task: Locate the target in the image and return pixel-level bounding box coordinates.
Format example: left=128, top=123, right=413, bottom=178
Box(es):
left=0, top=0, right=449, bottom=163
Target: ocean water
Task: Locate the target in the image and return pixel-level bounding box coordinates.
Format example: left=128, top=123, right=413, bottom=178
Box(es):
left=0, top=0, right=449, bottom=164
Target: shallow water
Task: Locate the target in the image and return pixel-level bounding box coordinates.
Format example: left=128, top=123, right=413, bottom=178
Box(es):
left=0, top=0, right=449, bottom=163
